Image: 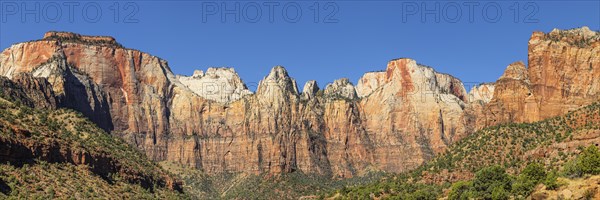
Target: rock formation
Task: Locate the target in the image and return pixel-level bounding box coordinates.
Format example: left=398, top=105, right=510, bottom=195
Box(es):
left=324, top=78, right=358, bottom=100
left=0, top=28, right=598, bottom=178
left=178, top=67, right=252, bottom=103
left=301, top=80, right=319, bottom=100
left=479, top=26, right=600, bottom=127
left=0, top=74, right=57, bottom=109
left=468, top=83, right=495, bottom=103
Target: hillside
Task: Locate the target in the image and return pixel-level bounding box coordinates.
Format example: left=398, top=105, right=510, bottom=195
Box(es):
left=0, top=77, right=186, bottom=198
left=159, top=160, right=388, bottom=199
left=328, top=102, right=600, bottom=199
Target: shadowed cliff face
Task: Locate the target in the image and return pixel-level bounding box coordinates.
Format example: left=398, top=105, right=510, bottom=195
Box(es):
left=0, top=28, right=598, bottom=177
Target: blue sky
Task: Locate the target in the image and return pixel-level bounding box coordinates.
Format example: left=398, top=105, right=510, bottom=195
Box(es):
left=1, top=1, right=599, bottom=91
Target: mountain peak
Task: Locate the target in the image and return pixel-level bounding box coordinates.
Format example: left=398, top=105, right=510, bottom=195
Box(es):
left=499, top=61, right=528, bottom=80
left=257, top=66, right=299, bottom=96
left=324, top=78, right=357, bottom=100
left=178, top=67, right=252, bottom=103
left=302, top=80, right=319, bottom=100
left=550, top=26, right=598, bottom=39
left=267, top=66, right=291, bottom=80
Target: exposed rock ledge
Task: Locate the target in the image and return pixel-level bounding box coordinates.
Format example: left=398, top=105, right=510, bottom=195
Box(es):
left=43, top=31, right=118, bottom=45
left=177, top=67, right=252, bottom=103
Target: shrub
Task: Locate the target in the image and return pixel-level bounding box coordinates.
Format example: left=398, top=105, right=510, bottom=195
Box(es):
left=472, top=165, right=511, bottom=199
left=491, top=186, right=510, bottom=200
left=511, top=175, right=536, bottom=197
left=448, top=181, right=473, bottom=200
left=563, top=145, right=600, bottom=177
left=521, top=163, right=546, bottom=183
left=543, top=170, right=560, bottom=190
left=576, top=145, right=600, bottom=175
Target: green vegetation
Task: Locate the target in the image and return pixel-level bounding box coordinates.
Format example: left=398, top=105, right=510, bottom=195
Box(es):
left=0, top=96, right=186, bottom=199
left=446, top=163, right=550, bottom=200
left=161, top=160, right=387, bottom=199
left=472, top=165, right=511, bottom=199
left=327, top=101, right=600, bottom=199
left=562, top=145, right=600, bottom=177
left=546, top=28, right=600, bottom=48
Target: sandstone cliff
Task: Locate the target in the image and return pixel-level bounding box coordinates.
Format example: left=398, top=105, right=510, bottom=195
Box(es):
left=0, top=28, right=598, bottom=178
left=177, top=68, right=252, bottom=103
left=480, top=26, right=600, bottom=128
left=468, top=83, right=495, bottom=103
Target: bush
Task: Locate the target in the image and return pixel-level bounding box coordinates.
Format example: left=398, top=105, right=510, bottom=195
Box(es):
left=563, top=145, right=600, bottom=177
left=511, top=163, right=548, bottom=196
left=448, top=181, right=473, bottom=200
left=491, top=186, right=510, bottom=200
left=511, top=175, right=536, bottom=197
left=577, top=145, right=600, bottom=175
left=521, top=163, right=546, bottom=182
left=543, top=170, right=560, bottom=190
left=472, top=165, right=512, bottom=199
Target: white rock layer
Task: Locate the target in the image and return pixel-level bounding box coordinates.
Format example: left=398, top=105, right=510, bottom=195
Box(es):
left=178, top=67, right=252, bottom=103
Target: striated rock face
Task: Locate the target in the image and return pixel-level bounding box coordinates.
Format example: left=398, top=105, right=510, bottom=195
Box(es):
left=480, top=27, right=600, bottom=127
left=358, top=59, right=470, bottom=172
left=478, top=61, right=534, bottom=127
left=468, top=83, right=495, bottom=103
left=1, top=28, right=598, bottom=178
left=178, top=67, right=252, bottom=103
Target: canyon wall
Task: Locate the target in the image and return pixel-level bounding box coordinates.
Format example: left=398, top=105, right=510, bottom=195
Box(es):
left=0, top=28, right=598, bottom=177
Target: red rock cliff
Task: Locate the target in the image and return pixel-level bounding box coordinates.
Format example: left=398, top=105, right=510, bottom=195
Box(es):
left=1, top=28, right=598, bottom=177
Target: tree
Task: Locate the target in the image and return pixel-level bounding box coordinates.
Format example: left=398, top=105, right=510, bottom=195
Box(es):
left=448, top=181, right=473, bottom=200
left=543, top=170, right=560, bottom=190
left=576, top=145, right=600, bottom=175
left=491, top=186, right=509, bottom=200
left=511, top=162, right=548, bottom=196
left=472, top=165, right=511, bottom=199
left=521, top=163, right=546, bottom=183
left=563, top=145, right=600, bottom=177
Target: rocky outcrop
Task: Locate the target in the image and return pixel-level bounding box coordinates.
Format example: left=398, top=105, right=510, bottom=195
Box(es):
left=301, top=80, right=319, bottom=100
left=468, top=83, right=495, bottom=103
left=531, top=175, right=600, bottom=200
left=324, top=78, right=358, bottom=100
left=356, top=71, right=385, bottom=98
left=0, top=31, right=469, bottom=177
left=43, top=31, right=119, bottom=46
left=476, top=61, right=534, bottom=127
left=0, top=74, right=57, bottom=109
left=358, top=59, right=469, bottom=172
left=178, top=67, right=252, bottom=103
left=0, top=28, right=598, bottom=178
left=480, top=27, right=600, bottom=127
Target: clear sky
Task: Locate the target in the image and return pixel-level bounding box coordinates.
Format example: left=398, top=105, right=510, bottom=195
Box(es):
left=1, top=1, right=599, bottom=91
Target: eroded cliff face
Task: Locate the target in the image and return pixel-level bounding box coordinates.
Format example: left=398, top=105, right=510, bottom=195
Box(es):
left=480, top=27, right=600, bottom=127
left=1, top=28, right=598, bottom=178
left=357, top=59, right=470, bottom=172
left=468, top=83, right=495, bottom=103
